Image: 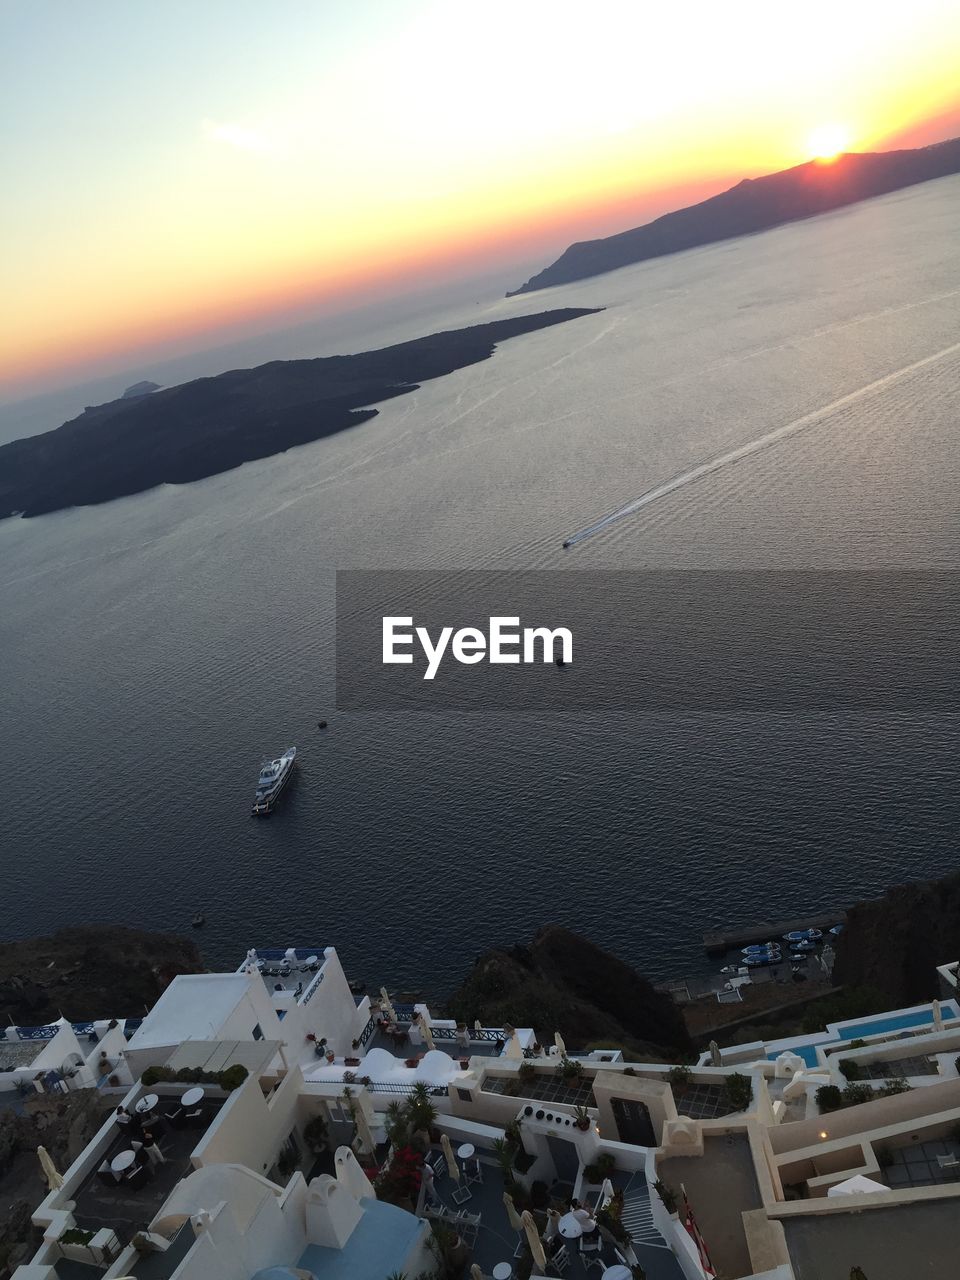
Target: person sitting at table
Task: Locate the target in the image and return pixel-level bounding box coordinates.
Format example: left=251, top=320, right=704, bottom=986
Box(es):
left=115, top=1106, right=132, bottom=1128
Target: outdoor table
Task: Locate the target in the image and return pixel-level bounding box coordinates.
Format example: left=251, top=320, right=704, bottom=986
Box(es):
left=181, top=1087, right=205, bottom=1108
left=457, top=1143, right=475, bottom=1161
left=111, top=1149, right=136, bottom=1174
left=493, top=1264, right=513, bottom=1280
left=135, top=1093, right=159, bottom=1115
left=601, top=1267, right=632, bottom=1280
left=558, top=1211, right=590, bottom=1238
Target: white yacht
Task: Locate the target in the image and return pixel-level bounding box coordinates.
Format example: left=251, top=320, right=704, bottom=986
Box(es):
left=252, top=747, right=297, bottom=816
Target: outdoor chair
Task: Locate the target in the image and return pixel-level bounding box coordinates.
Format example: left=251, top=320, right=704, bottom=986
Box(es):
left=427, top=1152, right=446, bottom=1179
left=547, top=1244, right=571, bottom=1274
left=96, top=1160, right=116, bottom=1186
left=451, top=1180, right=472, bottom=1204
left=579, top=1234, right=604, bottom=1272
left=456, top=1208, right=480, bottom=1247
left=937, top=1153, right=960, bottom=1170
left=165, top=1107, right=184, bottom=1128
left=464, top=1156, right=483, bottom=1184
left=125, top=1162, right=151, bottom=1190
left=184, top=1108, right=205, bottom=1127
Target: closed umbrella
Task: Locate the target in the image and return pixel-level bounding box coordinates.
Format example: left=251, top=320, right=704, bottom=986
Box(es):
left=354, top=1106, right=376, bottom=1156
left=474, top=1019, right=483, bottom=1032
left=599, top=1177, right=615, bottom=1209
left=503, top=1190, right=524, bottom=1232
left=545, top=1207, right=562, bottom=1240
left=709, top=1040, right=722, bottom=1067
left=471, top=1268, right=484, bottom=1280
left=933, top=999, right=944, bottom=1031
left=421, top=1015, right=435, bottom=1052
left=441, top=1133, right=460, bottom=1182
left=37, top=1146, right=63, bottom=1192
left=554, top=1031, right=567, bottom=1058
left=522, top=1209, right=547, bottom=1272
left=380, top=987, right=396, bottom=1021
left=505, top=1030, right=523, bottom=1059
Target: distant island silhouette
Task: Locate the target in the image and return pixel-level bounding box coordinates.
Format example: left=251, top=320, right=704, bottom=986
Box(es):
left=0, top=309, right=599, bottom=520
left=509, top=136, right=960, bottom=294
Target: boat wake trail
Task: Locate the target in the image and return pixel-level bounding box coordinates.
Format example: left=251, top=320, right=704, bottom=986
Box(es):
left=562, top=337, right=960, bottom=549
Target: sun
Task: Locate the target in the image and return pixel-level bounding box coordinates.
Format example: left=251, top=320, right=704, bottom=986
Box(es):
left=807, top=124, right=852, bottom=162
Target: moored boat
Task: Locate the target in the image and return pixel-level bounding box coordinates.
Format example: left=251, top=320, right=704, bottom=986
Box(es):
left=252, top=746, right=297, bottom=816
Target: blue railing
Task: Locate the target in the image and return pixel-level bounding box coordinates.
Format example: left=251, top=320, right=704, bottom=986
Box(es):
left=15, top=1024, right=59, bottom=1041
left=301, top=971, right=326, bottom=1006
left=357, top=1015, right=377, bottom=1049
left=71, top=1021, right=96, bottom=1036
left=252, top=947, right=327, bottom=962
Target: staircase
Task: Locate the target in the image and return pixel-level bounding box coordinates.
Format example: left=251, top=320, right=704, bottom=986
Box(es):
left=620, top=1186, right=669, bottom=1248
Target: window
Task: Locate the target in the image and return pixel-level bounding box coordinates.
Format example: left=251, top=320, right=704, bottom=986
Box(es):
left=252, top=1023, right=263, bottom=1040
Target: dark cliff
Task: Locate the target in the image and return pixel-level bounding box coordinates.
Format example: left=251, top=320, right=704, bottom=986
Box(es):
left=509, top=137, right=960, bottom=294
left=0, top=309, right=599, bottom=520
left=0, top=926, right=204, bottom=1024
left=833, top=872, right=960, bottom=1005
left=446, top=925, right=691, bottom=1057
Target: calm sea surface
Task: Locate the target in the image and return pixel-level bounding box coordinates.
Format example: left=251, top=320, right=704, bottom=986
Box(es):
left=3, top=177, right=960, bottom=997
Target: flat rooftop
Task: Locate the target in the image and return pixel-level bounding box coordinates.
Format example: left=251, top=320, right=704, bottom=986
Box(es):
left=785, top=1200, right=959, bottom=1280
left=239, top=947, right=328, bottom=1002
left=658, top=1135, right=762, bottom=1279
left=127, top=974, right=259, bottom=1050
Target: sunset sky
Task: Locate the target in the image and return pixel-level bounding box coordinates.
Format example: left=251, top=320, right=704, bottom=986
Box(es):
left=3, top=0, right=960, bottom=401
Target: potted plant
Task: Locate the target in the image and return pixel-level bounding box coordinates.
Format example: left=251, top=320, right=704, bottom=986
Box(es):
left=459, top=1058, right=470, bottom=1070
left=667, top=1065, right=691, bottom=1095
left=405, top=1056, right=418, bottom=1068
left=306, top=1033, right=317, bottom=1044
left=344, top=1057, right=361, bottom=1067
left=654, top=1179, right=678, bottom=1215
left=573, top=1104, right=592, bottom=1131
left=304, top=1115, right=329, bottom=1154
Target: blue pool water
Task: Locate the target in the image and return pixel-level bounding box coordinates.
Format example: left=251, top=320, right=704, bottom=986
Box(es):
left=837, top=1005, right=960, bottom=1040
left=766, top=1003, right=960, bottom=1067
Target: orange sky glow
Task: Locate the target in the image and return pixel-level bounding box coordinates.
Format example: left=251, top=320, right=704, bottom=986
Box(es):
left=3, top=0, right=960, bottom=400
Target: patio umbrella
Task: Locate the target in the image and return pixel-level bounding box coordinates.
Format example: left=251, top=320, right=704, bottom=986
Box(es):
left=379, top=987, right=397, bottom=1021
left=933, top=999, right=944, bottom=1031
left=599, top=1177, right=615, bottom=1209
left=354, top=1105, right=376, bottom=1157
left=544, top=1208, right=561, bottom=1240
left=503, top=1191, right=524, bottom=1232
left=474, top=1019, right=483, bottom=1032
left=37, top=1146, right=63, bottom=1192
left=420, top=1015, right=435, bottom=1052
left=554, top=1031, right=567, bottom=1058
left=709, top=1040, right=722, bottom=1067
left=471, top=1268, right=484, bottom=1280
left=505, top=1030, right=523, bottom=1059
left=827, top=1174, right=890, bottom=1197
left=441, top=1133, right=460, bottom=1182
left=522, top=1209, right=547, bottom=1272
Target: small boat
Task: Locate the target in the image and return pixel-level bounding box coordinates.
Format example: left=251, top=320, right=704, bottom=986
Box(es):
left=192, top=912, right=205, bottom=928
left=744, top=953, right=781, bottom=968
left=252, top=746, right=297, bottom=817
left=742, top=944, right=781, bottom=956
left=829, top=924, right=844, bottom=936
left=562, top=540, right=572, bottom=549
left=789, top=939, right=817, bottom=953
left=783, top=929, right=823, bottom=943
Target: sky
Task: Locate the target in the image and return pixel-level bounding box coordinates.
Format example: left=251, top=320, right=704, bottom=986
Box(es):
left=3, top=0, right=960, bottom=403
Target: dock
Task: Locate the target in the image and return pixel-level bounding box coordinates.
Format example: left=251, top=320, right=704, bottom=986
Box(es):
left=703, top=910, right=846, bottom=956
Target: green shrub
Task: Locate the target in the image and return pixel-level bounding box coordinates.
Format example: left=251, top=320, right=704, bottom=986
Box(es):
left=838, top=1059, right=861, bottom=1081
left=138, top=1063, right=248, bottom=1093
left=518, top=1062, right=536, bottom=1081
left=723, top=1072, right=753, bottom=1112
left=815, top=1085, right=843, bottom=1113
left=877, top=1078, right=911, bottom=1097
left=60, top=1228, right=94, bottom=1246
left=841, top=1082, right=874, bottom=1107
left=667, top=1065, right=691, bottom=1088
left=653, top=1179, right=677, bottom=1214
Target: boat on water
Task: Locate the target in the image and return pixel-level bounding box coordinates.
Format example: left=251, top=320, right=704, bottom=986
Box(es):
left=252, top=747, right=297, bottom=816
left=743, top=941, right=780, bottom=954
left=744, top=953, right=782, bottom=968
left=783, top=928, right=823, bottom=943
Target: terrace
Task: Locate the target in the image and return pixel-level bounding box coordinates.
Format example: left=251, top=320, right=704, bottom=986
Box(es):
left=239, top=946, right=329, bottom=1004
left=785, top=1200, right=960, bottom=1280
left=880, top=1136, right=960, bottom=1189
left=658, top=1135, right=762, bottom=1280
left=68, top=1093, right=225, bottom=1246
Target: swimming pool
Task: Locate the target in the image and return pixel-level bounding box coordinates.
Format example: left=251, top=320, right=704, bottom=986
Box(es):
left=765, top=1002, right=960, bottom=1067
left=837, top=1004, right=960, bottom=1040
